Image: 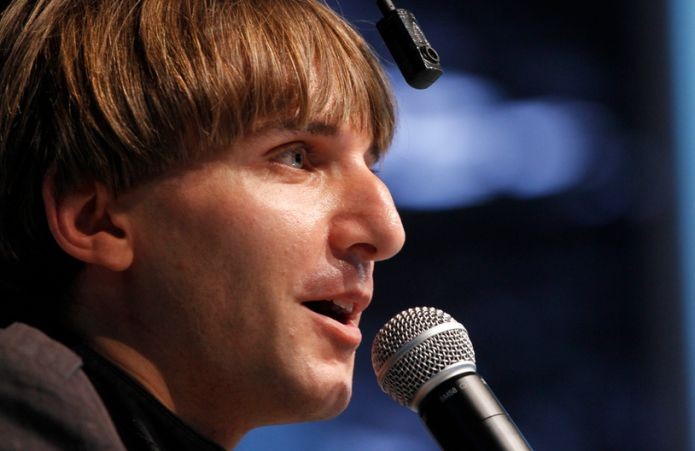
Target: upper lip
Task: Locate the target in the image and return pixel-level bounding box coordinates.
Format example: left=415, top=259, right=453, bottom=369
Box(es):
left=304, top=289, right=372, bottom=321
left=300, top=262, right=374, bottom=321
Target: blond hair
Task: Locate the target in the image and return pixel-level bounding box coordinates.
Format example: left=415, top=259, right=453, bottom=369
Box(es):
left=0, top=0, right=395, bottom=265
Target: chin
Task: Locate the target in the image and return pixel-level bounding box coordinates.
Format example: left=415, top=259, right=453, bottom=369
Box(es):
left=300, top=384, right=353, bottom=422
left=281, top=368, right=354, bottom=423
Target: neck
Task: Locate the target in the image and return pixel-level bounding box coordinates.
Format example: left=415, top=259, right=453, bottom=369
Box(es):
left=67, top=267, right=250, bottom=449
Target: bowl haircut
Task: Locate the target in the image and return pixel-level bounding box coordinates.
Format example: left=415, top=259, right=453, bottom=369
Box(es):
left=0, top=0, right=395, bottom=325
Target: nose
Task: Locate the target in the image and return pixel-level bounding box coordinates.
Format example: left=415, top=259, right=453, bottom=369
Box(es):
left=329, top=169, right=406, bottom=263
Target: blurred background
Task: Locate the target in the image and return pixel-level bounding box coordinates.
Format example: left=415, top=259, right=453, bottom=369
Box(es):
left=238, top=0, right=692, bottom=450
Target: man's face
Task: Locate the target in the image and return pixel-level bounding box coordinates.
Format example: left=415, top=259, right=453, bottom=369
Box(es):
left=119, top=123, right=405, bottom=428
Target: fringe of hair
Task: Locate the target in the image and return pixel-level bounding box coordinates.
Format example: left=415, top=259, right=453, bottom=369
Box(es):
left=0, top=0, right=395, bottom=263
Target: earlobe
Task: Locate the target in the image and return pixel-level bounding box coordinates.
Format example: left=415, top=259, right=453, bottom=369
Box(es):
left=42, top=172, right=134, bottom=271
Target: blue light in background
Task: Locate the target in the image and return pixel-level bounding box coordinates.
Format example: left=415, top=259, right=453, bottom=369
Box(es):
left=236, top=415, right=433, bottom=451
left=379, top=71, right=622, bottom=211
left=670, top=0, right=695, bottom=448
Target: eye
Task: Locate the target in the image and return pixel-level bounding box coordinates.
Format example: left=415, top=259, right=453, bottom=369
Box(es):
left=273, top=145, right=308, bottom=169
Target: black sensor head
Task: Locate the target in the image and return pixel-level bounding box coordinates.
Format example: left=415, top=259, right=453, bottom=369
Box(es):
left=376, top=0, right=442, bottom=89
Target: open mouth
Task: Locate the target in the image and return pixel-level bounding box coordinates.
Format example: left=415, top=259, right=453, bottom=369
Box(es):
left=303, top=300, right=354, bottom=325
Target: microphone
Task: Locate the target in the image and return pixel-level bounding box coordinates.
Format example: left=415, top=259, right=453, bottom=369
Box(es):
left=371, top=307, right=532, bottom=451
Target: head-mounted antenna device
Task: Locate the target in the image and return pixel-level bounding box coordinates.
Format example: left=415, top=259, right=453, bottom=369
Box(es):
left=376, top=0, right=443, bottom=89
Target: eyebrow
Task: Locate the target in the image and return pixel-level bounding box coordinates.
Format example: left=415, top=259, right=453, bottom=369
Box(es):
left=261, top=120, right=337, bottom=136
left=304, top=121, right=338, bottom=136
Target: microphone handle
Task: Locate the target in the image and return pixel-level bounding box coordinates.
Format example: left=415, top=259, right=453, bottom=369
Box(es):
left=418, top=372, right=532, bottom=451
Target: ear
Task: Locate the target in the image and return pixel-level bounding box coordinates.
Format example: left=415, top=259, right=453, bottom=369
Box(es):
left=42, top=171, right=134, bottom=271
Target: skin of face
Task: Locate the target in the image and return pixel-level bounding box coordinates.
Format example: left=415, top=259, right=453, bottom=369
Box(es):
left=82, top=123, right=405, bottom=445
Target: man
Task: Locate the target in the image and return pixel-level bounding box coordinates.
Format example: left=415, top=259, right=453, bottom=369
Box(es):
left=0, top=0, right=405, bottom=449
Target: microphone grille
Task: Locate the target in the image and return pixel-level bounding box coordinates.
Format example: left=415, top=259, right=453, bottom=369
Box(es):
left=371, top=307, right=476, bottom=408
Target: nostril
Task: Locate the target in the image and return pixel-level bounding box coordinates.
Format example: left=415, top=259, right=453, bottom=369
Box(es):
left=351, top=243, right=378, bottom=260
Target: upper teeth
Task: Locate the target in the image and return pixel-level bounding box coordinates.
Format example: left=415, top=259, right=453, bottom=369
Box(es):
left=331, top=299, right=354, bottom=313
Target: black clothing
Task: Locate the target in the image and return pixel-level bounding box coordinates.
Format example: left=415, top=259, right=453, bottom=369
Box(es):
left=0, top=323, right=125, bottom=450
left=74, top=346, right=225, bottom=451
left=0, top=323, right=226, bottom=451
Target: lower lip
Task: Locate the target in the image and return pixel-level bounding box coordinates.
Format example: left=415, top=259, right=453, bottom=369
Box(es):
left=305, top=307, right=362, bottom=348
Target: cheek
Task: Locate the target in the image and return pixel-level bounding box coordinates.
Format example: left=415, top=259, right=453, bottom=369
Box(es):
left=130, top=171, right=334, bottom=305
left=210, top=183, right=331, bottom=263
